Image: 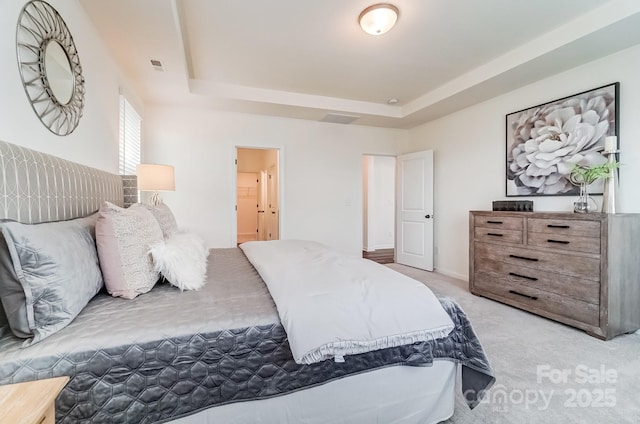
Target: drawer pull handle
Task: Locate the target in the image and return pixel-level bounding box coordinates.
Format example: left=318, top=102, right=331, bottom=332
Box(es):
left=509, top=290, right=538, bottom=300
left=509, top=254, right=538, bottom=262
left=509, top=272, right=538, bottom=281
left=487, top=233, right=503, bottom=237
left=547, top=239, right=570, bottom=244
left=487, top=220, right=503, bottom=224
left=547, top=224, right=570, bottom=229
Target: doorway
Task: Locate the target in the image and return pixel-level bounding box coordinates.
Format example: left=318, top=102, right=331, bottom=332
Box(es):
left=236, top=148, right=280, bottom=244
left=362, top=151, right=434, bottom=270
left=362, top=155, right=396, bottom=264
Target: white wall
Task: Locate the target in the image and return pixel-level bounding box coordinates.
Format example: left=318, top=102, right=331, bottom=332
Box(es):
left=144, top=106, right=408, bottom=255
left=363, top=155, right=395, bottom=251
left=0, top=0, right=139, bottom=172
left=407, top=44, right=640, bottom=280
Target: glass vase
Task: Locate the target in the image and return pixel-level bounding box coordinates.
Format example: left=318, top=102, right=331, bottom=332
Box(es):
left=574, top=183, right=596, bottom=213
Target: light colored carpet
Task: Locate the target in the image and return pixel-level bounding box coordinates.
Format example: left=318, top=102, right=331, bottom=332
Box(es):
left=388, top=264, right=640, bottom=424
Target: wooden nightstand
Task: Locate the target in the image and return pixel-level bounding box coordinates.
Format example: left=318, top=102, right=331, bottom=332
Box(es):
left=0, top=376, right=69, bottom=424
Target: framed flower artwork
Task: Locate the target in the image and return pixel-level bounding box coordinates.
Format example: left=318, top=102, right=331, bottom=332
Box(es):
left=505, top=82, right=619, bottom=196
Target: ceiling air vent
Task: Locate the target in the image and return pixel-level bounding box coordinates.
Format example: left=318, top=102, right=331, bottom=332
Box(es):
left=320, top=113, right=360, bottom=125
left=150, top=59, right=164, bottom=72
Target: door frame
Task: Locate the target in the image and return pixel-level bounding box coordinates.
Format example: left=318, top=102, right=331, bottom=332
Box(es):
left=232, top=145, right=284, bottom=246
left=361, top=151, right=434, bottom=270
left=362, top=153, right=398, bottom=261
left=236, top=171, right=260, bottom=243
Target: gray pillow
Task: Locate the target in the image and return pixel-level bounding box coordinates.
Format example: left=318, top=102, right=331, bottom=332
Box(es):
left=0, top=293, right=8, bottom=337
left=0, top=214, right=103, bottom=346
left=132, top=203, right=178, bottom=239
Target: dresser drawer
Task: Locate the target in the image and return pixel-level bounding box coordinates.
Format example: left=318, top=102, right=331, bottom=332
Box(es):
left=475, top=258, right=600, bottom=304
left=474, top=227, right=523, bottom=244
left=527, top=218, right=600, bottom=238
left=527, top=232, right=600, bottom=255
left=474, top=272, right=600, bottom=327
left=474, top=242, right=600, bottom=281
left=474, top=215, right=523, bottom=230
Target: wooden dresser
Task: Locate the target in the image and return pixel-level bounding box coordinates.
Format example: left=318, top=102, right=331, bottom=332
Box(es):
left=469, top=211, right=640, bottom=339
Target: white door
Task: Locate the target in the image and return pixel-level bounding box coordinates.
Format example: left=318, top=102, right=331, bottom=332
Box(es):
left=237, top=173, right=259, bottom=243
left=266, top=165, right=279, bottom=240
left=396, top=150, right=434, bottom=271
left=257, top=170, right=268, bottom=240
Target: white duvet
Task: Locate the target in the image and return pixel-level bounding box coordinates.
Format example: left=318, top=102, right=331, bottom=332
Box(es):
left=239, top=240, right=454, bottom=365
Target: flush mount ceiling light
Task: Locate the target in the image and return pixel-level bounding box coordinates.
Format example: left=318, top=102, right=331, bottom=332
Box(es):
left=359, top=4, right=399, bottom=35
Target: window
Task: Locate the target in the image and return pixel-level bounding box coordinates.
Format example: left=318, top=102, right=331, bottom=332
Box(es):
left=118, top=95, right=141, bottom=175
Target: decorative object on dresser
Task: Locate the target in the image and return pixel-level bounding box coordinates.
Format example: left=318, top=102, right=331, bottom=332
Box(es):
left=569, top=159, right=620, bottom=213
left=492, top=200, right=533, bottom=212
left=136, top=164, right=175, bottom=205
left=16, top=1, right=85, bottom=136
left=469, top=211, right=640, bottom=340
left=0, top=376, right=69, bottom=424
left=601, top=135, right=620, bottom=214
left=506, top=82, right=618, bottom=197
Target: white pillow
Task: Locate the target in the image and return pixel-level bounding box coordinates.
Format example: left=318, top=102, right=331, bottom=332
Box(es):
left=149, top=232, right=209, bottom=291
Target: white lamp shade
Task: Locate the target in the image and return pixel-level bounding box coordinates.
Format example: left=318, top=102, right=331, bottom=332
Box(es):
left=359, top=4, right=399, bottom=35
left=136, top=164, right=175, bottom=191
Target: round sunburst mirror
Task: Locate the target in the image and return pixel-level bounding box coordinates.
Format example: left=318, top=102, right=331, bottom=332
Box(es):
left=16, top=0, right=85, bottom=136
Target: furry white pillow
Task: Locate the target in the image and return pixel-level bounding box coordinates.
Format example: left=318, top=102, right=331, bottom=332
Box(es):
left=149, top=232, right=209, bottom=291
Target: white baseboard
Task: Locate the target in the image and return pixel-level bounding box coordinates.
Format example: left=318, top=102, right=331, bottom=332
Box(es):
left=434, top=268, right=468, bottom=282
left=373, top=244, right=394, bottom=250
left=363, top=245, right=394, bottom=252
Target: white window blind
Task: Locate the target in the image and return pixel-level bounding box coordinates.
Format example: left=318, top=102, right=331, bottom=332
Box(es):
left=118, top=95, right=141, bottom=175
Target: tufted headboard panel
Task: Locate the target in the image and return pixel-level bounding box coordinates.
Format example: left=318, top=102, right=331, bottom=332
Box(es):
left=0, top=140, right=125, bottom=224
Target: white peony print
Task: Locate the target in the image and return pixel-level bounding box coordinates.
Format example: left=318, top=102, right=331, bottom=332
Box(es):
left=506, top=86, right=616, bottom=195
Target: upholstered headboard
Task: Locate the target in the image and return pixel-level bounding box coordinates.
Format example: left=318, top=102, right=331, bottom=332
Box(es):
left=0, top=140, right=133, bottom=224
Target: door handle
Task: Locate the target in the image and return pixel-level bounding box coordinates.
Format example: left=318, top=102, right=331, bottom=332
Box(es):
left=425, top=214, right=432, bottom=219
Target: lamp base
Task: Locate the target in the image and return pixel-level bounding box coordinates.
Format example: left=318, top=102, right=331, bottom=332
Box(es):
left=149, top=191, right=163, bottom=206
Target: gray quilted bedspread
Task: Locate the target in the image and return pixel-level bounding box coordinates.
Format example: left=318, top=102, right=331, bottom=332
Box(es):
left=0, top=248, right=494, bottom=423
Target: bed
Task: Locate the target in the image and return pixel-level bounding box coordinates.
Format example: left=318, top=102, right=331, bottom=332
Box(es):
left=0, top=139, right=494, bottom=423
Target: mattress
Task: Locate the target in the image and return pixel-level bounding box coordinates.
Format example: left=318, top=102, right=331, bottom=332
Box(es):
left=0, top=248, right=494, bottom=423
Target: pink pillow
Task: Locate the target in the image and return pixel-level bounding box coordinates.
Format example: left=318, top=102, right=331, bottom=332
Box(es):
left=95, top=202, right=163, bottom=299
